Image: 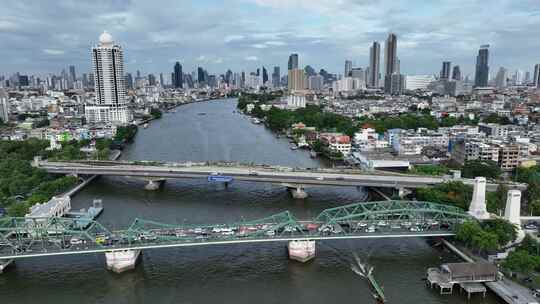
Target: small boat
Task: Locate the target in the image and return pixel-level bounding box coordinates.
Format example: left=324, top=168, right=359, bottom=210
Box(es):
left=251, top=118, right=261, bottom=124
left=290, top=144, right=298, bottom=150
left=310, top=151, right=317, bottom=158
left=143, top=123, right=149, bottom=129
left=197, top=112, right=207, bottom=116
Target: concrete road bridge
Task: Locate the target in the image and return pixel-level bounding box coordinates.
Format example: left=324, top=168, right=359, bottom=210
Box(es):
left=0, top=200, right=470, bottom=273
left=33, top=159, right=526, bottom=198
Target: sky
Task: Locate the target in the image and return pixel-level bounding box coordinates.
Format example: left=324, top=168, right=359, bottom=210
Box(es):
left=1, top=0, right=540, bottom=78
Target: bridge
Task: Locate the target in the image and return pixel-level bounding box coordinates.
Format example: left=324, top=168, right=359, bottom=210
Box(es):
left=0, top=200, right=469, bottom=273
left=34, top=159, right=524, bottom=198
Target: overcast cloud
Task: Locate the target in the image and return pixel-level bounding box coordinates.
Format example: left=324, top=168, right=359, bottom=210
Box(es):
left=1, top=0, right=540, bottom=78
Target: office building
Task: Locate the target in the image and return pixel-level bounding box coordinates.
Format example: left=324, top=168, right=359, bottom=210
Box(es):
left=272, top=66, right=280, bottom=88
left=452, top=65, right=462, bottom=81
left=85, top=31, right=131, bottom=124
left=495, top=67, right=508, bottom=88
left=173, top=62, right=183, bottom=88
left=474, top=45, right=490, bottom=87
left=440, top=61, right=451, bottom=79
left=534, top=64, right=540, bottom=87
left=384, top=33, right=398, bottom=77
left=288, top=53, right=298, bottom=70
left=288, top=68, right=305, bottom=91
left=344, top=60, right=352, bottom=77
left=369, top=41, right=380, bottom=88
left=308, top=74, right=323, bottom=91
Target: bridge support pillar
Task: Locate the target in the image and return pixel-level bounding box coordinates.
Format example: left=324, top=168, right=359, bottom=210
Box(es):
left=288, top=240, right=316, bottom=262
left=468, top=177, right=490, bottom=220
left=505, top=190, right=525, bottom=243
left=289, top=186, right=308, bottom=199
left=144, top=179, right=164, bottom=191
left=0, top=259, right=13, bottom=274
left=105, top=250, right=141, bottom=273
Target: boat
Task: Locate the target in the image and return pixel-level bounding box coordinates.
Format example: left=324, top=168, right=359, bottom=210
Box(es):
left=251, top=118, right=262, bottom=124
left=197, top=112, right=207, bottom=116
left=143, top=123, right=149, bottom=129
left=310, top=151, right=317, bottom=158
left=290, top=144, right=298, bottom=150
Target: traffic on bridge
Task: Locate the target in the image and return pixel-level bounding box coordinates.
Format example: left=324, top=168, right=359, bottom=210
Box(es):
left=0, top=201, right=470, bottom=260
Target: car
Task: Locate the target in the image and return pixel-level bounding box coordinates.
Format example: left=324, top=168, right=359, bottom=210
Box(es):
left=524, top=223, right=537, bottom=230
left=249, top=171, right=259, bottom=176
left=316, top=176, right=324, bottom=181
left=70, top=238, right=84, bottom=245
left=336, top=177, right=345, bottom=180
left=210, top=172, right=219, bottom=175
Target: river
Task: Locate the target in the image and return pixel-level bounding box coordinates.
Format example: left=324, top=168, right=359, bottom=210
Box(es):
left=0, top=98, right=502, bottom=304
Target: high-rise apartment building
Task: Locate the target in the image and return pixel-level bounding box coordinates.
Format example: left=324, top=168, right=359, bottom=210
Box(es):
left=369, top=41, right=380, bottom=88
left=474, top=45, right=490, bottom=87
left=287, top=53, right=304, bottom=91
left=0, top=89, right=8, bottom=123
left=384, top=33, right=399, bottom=94
left=384, top=33, right=398, bottom=77
left=85, top=31, right=131, bottom=124
left=495, top=67, right=508, bottom=88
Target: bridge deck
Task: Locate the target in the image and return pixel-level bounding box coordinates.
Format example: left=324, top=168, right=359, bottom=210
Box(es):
left=35, top=161, right=525, bottom=190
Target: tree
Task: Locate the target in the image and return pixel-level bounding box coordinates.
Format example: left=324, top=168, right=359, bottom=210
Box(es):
left=462, top=160, right=502, bottom=179
left=503, top=250, right=538, bottom=275
left=456, top=221, right=483, bottom=247
left=481, top=218, right=518, bottom=246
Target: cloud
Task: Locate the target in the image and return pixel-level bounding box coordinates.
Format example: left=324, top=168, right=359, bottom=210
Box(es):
left=1, top=1, right=540, bottom=76
left=224, top=34, right=244, bottom=43
left=43, top=49, right=65, bottom=55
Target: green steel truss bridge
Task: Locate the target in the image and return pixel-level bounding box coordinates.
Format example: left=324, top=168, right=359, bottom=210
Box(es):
left=0, top=201, right=471, bottom=260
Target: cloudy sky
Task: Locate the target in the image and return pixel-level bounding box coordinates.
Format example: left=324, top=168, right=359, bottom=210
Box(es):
left=1, top=0, right=540, bottom=78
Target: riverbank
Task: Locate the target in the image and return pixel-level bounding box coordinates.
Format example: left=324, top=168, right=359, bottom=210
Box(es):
left=441, top=239, right=538, bottom=303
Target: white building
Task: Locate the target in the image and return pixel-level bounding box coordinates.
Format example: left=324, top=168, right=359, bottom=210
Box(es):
left=353, top=128, right=389, bottom=151
left=0, top=89, right=8, bottom=123
left=405, top=75, right=436, bottom=90
left=287, top=94, right=306, bottom=109
left=332, top=77, right=365, bottom=93
left=85, top=31, right=131, bottom=124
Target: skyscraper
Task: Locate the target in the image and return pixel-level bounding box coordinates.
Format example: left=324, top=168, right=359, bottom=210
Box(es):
left=287, top=53, right=304, bottom=91
left=474, top=45, right=490, bottom=87
left=384, top=33, right=398, bottom=77
left=69, top=65, right=76, bottom=88
left=173, top=62, right=183, bottom=88
left=369, top=41, right=380, bottom=88
left=85, top=31, right=131, bottom=124
left=159, top=73, right=164, bottom=87
left=262, top=67, right=268, bottom=84
left=452, top=65, right=462, bottom=81
left=0, top=89, right=8, bottom=123
left=534, top=64, right=540, bottom=88
left=440, top=61, right=451, bottom=79
left=384, top=33, right=398, bottom=94
left=272, top=66, right=280, bottom=88
left=344, top=60, right=352, bottom=77
left=495, top=67, right=508, bottom=88
left=288, top=54, right=299, bottom=70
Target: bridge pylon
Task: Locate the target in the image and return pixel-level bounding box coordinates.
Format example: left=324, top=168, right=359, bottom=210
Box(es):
left=468, top=177, right=490, bottom=220
left=288, top=240, right=316, bottom=262
left=105, top=250, right=141, bottom=273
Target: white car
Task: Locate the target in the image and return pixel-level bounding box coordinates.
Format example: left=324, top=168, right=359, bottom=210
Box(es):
left=70, top=238, right=84, bottom=245
left=265, top=230, right=276, bottom=236
left=316, top=176, right=324, bottom=181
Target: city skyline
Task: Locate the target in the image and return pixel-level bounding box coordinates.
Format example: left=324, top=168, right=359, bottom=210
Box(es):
left=1, top=1, right=540, bottom=76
